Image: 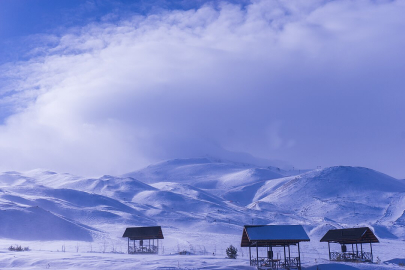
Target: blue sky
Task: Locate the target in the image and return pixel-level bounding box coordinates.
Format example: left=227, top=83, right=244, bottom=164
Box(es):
left=0, top=0, right=229, bottom=63
left=0, top=0, right=404, bottom=177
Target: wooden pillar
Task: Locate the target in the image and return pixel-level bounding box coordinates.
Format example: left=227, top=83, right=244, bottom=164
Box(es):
left=361, top=243, right=363, bottom=259
left=370, top=242, right=373, bottom=262
left=283, top=245, right=286, bottom=268
left=256, top=242, right=259, bottom=265
left=128, top=238, right=129, bottom=254
left=328, top=242, right=331, bottom=260
left=298, top=242, right=301, bottom=269
left=249, top=246, right=251, bottom=265
left=288, top=244, right=291, bottom=260
left=270, top=245, right=273, bottom=261
left=356, top=243, right=358, bottom=257
left=133, top=239, right=135, bottom=253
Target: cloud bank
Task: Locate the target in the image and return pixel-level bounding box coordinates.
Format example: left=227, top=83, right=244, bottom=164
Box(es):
left=0, top=0, right=404, bottom=177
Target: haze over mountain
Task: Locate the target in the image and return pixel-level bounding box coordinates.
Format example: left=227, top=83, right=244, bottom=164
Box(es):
left=1, top=0, right=404, bottom=179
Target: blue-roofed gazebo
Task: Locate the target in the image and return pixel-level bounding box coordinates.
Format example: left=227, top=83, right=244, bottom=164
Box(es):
left=241, top=225, right=310, bottom=269
left=320, top=227, right=378, bottom=262
left=122, top=226, right=164, bottom=254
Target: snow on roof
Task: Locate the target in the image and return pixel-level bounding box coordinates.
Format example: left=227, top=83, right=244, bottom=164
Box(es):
left=241, top=225, right=310, bottom=247
left=122, top=226, right=164, bottom=240
left=320, top=227, right=379, bottom=244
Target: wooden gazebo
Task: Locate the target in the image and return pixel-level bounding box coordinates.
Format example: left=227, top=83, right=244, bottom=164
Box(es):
left=320, top=227, right=379, bottom=262
left=122, top=226, right=164, bottom=254
left=241, top=225, right=310, bottom=269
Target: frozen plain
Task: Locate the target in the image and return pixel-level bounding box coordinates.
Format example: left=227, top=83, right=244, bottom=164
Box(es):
left=1, top=158, right=405, bottom=269
left=1, top=239, right=405, bottom=269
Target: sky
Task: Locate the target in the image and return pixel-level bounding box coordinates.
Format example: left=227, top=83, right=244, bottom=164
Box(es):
left=0, top=0, right=404, bottom=178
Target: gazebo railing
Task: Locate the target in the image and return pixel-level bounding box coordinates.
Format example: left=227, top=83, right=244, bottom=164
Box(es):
left=284, top=257, right=300, bottom=268
left=128, top=245, right=158, bottom=254
left=251, top=257, right=281, bottom=269
left=251, top=257, right=300, bottom=269
left=330, top=251, right=372, bottom=262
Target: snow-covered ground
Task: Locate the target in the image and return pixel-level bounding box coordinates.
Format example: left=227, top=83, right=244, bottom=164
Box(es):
left=1, top=158, right=405, bottom=269
left=1, top=239, right=405, bottom=269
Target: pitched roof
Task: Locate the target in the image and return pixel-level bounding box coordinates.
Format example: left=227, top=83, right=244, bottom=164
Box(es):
left=241, top=225, right=310, bottom=247
left=320, top=227, right=379, bottom=244
left=122, top=226, right=164, bottom=240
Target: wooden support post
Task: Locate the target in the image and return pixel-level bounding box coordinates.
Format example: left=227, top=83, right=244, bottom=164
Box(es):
left=328, top=242, right=331, bottom=261
left=288, top=244, right=291, bottom=260
left=249, top=246, right=252, bottom=266
left=356, top=243, right=358, bottom=257
left=270, top=245, right=273, bottom=261
left=249, top=246, right=251, bottom=266
left=128, top=238, right=129, bottom=254
left=361, top=243, right=363, bottom=259
left=370, top=242, right=373, bottom=262
left=133, top=239, right=135, bottom=253
left=256, top=242, right=259, bottom=265
left=298, top=242, right=301, bottom=269
left=283, top=245, right=286, bottom=268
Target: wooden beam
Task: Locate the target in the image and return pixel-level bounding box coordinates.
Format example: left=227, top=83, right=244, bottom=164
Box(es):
left=298, top=242, right=301, bottom=269
left=328, top=242, right=331, bottom=261
left=249, top=246, right=251, bottom=266
left=283, top=245, right=286, bottom=268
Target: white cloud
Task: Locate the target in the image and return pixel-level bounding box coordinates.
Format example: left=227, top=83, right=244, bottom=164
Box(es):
left=0, top=0, right=404, bottom=177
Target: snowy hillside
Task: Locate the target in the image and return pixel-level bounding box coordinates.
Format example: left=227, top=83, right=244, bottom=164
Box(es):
left=1, top=159, right=405, bottom=269
left=249, top=166, right=405, bottom=238
left=123, top=158, right=288, bottom=189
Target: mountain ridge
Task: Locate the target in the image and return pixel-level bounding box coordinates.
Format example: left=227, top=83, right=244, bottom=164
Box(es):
left=0, top=159, right=404, bottom=242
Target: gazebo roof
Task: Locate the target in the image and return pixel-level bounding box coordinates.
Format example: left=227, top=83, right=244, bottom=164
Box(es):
left=241, top=225, right=310, bottom=247
left=320, top=227, right=379, bottom=244
left=122, top=226, right=164, bottom=240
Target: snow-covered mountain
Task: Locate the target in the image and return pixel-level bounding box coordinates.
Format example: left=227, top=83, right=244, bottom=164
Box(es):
left=1, top=158, right=404, bottom=244
left=123, top=158, right=289, bottom=188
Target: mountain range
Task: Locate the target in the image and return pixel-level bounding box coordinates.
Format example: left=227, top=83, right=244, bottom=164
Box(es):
left=1, top=157, right=404, bottom=244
